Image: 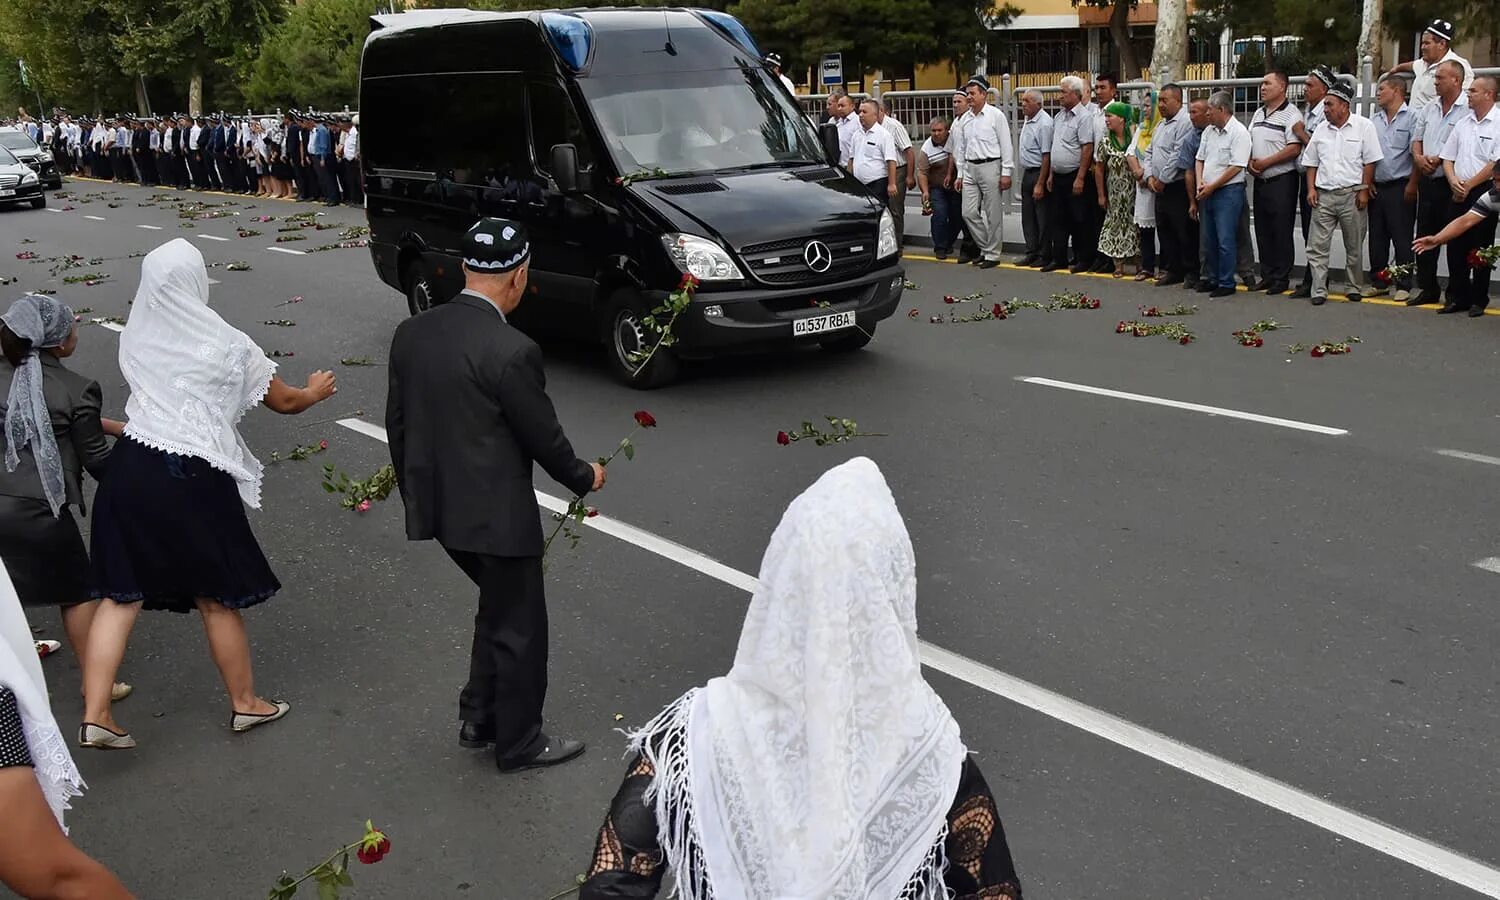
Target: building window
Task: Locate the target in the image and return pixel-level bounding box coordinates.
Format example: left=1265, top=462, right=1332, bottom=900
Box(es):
left=987, top=30, right=1088, bottom=77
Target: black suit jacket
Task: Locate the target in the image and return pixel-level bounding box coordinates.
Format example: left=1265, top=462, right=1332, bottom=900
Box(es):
left=386, top=292, right=594, bottom=557
left=0, top=355, right=110, bottom=513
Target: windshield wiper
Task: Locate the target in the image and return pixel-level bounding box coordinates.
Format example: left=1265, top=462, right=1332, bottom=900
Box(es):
left=713, top=160, right=814, bottom=174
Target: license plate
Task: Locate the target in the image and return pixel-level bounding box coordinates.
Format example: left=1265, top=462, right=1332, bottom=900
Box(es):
left=793, top=310, right=856, bottom=336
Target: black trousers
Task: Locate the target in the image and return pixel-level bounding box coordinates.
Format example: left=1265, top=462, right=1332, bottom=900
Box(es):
left=1368, top=178, right=1415, bottom=285
left=1415, top=177, right=1454, bottom=297
left=1020, top=167, right=1047, bottom=259
left=215, top=152, right=236, bottom=192
left=1156, top=180, right=1197, bottom=279
left=1447, top=185, right=1499, bottom=311
left=1254, top=172, right=1299, bottom=286
left=443, top=548, right=548, bottom=765
left=1046, top=170, right=1096, bottom=269
left=186, top=151, right=206, bottom=188
left=337, top=158, right=363, bottom=205
left=316, top=156, right=342, bottom=204
left=1297, top=171, right=1315, bottom=287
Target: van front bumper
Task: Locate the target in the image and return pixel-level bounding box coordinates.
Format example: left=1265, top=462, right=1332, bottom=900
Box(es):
left=650, top=261, right=906, bottom=356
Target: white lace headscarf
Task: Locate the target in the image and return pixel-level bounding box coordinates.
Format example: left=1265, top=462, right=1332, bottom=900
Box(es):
left=1, top=294, right=75, bottom=516
left=0, top=559, right=84, bottom=832
left=630, top=456, right=965, bottom=900
left=120, top=239, right=277, bottom=508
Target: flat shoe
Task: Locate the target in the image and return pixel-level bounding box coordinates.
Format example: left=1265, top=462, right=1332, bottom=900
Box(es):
left=111, top=682, right=133, bottom=703
left=79, top=722, right=136, bottom=750
left=231, top=700, right=291, bottom=733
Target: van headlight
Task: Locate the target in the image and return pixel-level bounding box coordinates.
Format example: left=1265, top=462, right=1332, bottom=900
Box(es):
left=877, top=209, right=898, bottom=259
left=662, top=233, right=743, bottom=281
left=19, top=172, right=37, bottom=185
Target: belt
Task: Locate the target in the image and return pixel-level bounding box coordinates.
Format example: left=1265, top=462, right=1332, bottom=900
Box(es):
left=968, top=157, right=1000, bottom=165
left=1255, top=170, right=1295, bottom=180
left=1377, top=178, right=1408, bottom=187
left=1319, top=184, right=1361, bottom=192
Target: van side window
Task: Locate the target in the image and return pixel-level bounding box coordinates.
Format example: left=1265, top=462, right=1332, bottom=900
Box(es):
left=446, top=73, right=530, bottom=187
left=529, top=80, right=594, bottom=175
left=362, top=76, right=435, bottom=171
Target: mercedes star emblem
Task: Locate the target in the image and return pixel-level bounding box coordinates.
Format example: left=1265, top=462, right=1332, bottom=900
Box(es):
left=803, top=240, right=833, bottom=273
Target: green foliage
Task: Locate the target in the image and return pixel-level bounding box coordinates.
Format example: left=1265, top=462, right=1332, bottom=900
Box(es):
left=245, top=0, right=382, bottom=111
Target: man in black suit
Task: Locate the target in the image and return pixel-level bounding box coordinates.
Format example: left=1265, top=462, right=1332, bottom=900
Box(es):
left=386, top=218, right=605, bottom=773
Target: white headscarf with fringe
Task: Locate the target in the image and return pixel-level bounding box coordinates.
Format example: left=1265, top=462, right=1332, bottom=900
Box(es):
left=629, top=457, right=965, bottom=900
left=119, top=239, right=276, bottom=508
left=0, top=559, right=84, bottom=831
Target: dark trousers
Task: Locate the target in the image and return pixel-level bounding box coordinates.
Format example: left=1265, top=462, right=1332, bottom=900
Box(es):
left=1139, top=227, right=1157, bottom=273
left=186, top=152, right=206, bottom=188
left=338, top=158, right=363, bottom=205
left=1447, top=185, right=1499, bottom=311
left=443, top=548, right=548, bottom=765
left=929, top=184, right=962, bottom=254
left=1415, top=177, right=1455, bottom=297
left=1156, top=180, right=1197, bottom=279
left=214, top=152, right=236, bottom=192
left=298, top=163, right=318, bottom=199
left=1255, top=172, right=1299, bottom=287
left=1368, top=179, right=1415, bottom=286
left=316, top=156, right=342, bottom=204
left=1047, top=170, right=1096, bottom=268
left=1297, top=171, right=1315, bottom=287
left=1020, top=167, right=1047, bottom=260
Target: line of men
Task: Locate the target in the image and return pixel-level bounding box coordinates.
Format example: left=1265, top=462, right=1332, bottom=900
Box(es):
left=905, top=17, right=1496, bottom=314
left=13, top=109, right=363, bottom=207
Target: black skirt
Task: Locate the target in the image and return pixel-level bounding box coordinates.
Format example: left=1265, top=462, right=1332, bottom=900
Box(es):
left=90, top=437, right=280, bottom=614
left=0, top=494, right=91, bottom=607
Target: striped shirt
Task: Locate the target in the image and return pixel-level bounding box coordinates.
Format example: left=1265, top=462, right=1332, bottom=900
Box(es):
left=1249, top=101, right=1303, bottom=178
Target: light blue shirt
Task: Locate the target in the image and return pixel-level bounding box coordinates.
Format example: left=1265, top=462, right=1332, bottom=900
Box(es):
left=310, top=124, right=331, bottom=157
left=1018, top=108, right=1053, bottom=170
left=1372, top=104, right=1415, bottom=183
left=1415, top=95, right=1468, bottom=180
left=1149, top=107, right=1192, bottom=184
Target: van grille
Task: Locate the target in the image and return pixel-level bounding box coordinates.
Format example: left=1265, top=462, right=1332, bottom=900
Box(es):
left=740, top=231, right=874, bottom=286
left=653, top=181, right=727, bottom=195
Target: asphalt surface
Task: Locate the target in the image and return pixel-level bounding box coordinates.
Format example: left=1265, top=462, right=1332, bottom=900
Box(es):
left=3, top=177, right=1499, bottom=899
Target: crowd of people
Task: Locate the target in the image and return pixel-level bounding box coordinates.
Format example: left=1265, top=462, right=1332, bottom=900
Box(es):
left=3, top=108, right=362, bottom=206
left=896, top=18, right=1498, bottom=314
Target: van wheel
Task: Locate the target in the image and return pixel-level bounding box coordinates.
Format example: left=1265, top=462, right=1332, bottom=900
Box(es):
left=605, top=290, right=679, bottom=389
left=820, top=323, right=874, bottom=352
left=403, top=263, right=435, bottom=317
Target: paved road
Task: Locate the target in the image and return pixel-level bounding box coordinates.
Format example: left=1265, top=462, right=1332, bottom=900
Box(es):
left=4, top=177, right=1499, bottom=899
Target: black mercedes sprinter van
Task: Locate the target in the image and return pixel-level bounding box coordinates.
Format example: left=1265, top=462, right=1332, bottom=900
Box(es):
left=360, top=8, right=905, bottom=387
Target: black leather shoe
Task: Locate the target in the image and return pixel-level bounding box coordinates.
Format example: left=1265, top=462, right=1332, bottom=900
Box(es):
left=1407, top=293, right=1436, bottom=306
left=1182, top=279, right=1198, bottom=290
left=1155, top=274, right=1183, bottom=287
left=459, top=721, right=495, bottom=749
left=1289, top=287, right=1312, bottom=299
left=977, top=259, right=999, bottom=269
left=1195, top=282, right=1216, bottom=293
left=934, top=250, right=949, bottom=260
left=1311, top=295, right=1327, bottom=306
left=498, top=733, right=586, bottom=772
left=1264, top=282, right=1285, bottom=295
left=1210, top=286, right=1236, bottom=297
left=1437, top=304, right=1470, bottom=315
left=1039, top=263, right=1062, bottom=272
left=1345, top=293, right=1362, bottom=303
left=1242, top=277, right=1265, bottom=291
left=957, top=255, right=978, bottom=265
left=1069, top=264, right=1088, bottom=274
left=1468, top=306, right=1487, bottom=318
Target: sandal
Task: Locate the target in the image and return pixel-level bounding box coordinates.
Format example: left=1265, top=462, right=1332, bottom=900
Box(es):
left=1134, top=271, right=1152, bottom=282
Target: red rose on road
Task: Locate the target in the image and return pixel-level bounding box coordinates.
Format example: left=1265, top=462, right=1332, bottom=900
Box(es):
left=356, top=499, right=372, bottom=512
left=357, top=836, right=391, bottom=865
left=318, top=440, right=329, bottom=451
left=943, top=295, right=956, bottom=304
left=633, top=410, right=657, bottom=428
left=1178, top=336, right=1191, bottom=345
left=776, top=431, right=791, bottom=446
left=991, top=303, right=1005, bottom=318
left=586, top=507, right=599, bottom=518
left=1310, top=346, right=1325, bottom=358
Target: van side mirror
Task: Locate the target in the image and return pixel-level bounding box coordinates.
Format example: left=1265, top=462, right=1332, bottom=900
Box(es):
left=818, top=122, right=841, bottom=166
left=550, top=143, right=580, bottom=193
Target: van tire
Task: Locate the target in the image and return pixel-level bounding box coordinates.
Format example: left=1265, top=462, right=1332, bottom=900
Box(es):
left=604, top=290, right=679, bottom=389
left=403, top=262, right=435, bottom=317
left=820, top=323, right=874, bottom=352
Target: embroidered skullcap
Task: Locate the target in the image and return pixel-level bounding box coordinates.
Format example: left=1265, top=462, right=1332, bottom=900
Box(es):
left=1425, top=18, right=1455, bottom=42
left=966, top=74, right=991, bottom=92
left=1326, top=78, right=1355, bottom=105
left=462, top=218, right=530, bottom=273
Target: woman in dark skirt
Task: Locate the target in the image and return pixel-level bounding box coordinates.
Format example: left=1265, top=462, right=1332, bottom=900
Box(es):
left=0, top=294, right=131, bottom=703
left=79, top=239, right=338, bottom=750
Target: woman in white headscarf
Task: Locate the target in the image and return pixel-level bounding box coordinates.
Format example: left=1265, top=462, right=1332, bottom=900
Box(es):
left=78, top=239, right=338, bottom=751
left=0, top=294, right=132, bottom=702
left=0, top=558, right=132, bottom=897
left=580, top=457, right=1022, bottom=900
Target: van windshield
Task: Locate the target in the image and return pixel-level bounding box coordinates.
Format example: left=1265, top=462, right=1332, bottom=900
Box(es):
left=579, top=67, right=823, bottom=176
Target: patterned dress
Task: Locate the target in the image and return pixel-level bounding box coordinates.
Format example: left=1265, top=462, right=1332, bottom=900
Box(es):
left=1097, top=139, right=1141, bottom=260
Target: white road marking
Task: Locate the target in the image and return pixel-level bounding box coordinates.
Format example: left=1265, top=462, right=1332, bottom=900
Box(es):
left=207, top=278, right=221, bottom=285
left=1020, top=377, right=1349, bottom=436
left=83, top=214, right=106, bottom=221
left=332, top=417, right=1500, bottom=895
left=96, top=322, right=124, bottom=333
left=1471, top=558, right=1500, bottom=575
left=46, top=207, right=62, bottom=213
left=1434, top=449, right=1500, bottom=467
left=267, top=246, right=306, bottom=256
left=137, top=224, right=162, bottom=230
left=196, top=234, right=229, bottom=242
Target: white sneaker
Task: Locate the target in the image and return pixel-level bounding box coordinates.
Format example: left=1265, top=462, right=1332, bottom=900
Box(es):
left=1393, top=289, right=1411, bottom=302
left=1365, top=285, right=1388, bottom=297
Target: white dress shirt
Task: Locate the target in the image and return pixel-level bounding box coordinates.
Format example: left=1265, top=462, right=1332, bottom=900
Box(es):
left=1415, top=95, right=1468, bottom=180
left=778, top=73, right=795, bottom=95
left=1440, top=104, right=1500, bottom=182
left=1297, top=99, right=1327, bottom=170
left=342, top=126, right=359, bottom=161
left=958, top=103, right=1014, bottom=177
left=836, top=112, right=860, bottom=167
left=1302, top=114, right=1383, bottom=189
left=1197, top=117, right=1252, bottom=186
left=1050, top=103, right=1094, bottom=172
left=1410, top=50, right=1475, bottom=111
left=848, top=123, right=897, bottom=183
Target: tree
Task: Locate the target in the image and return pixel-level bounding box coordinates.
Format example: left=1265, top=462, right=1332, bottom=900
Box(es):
left=0, top=0, right=135, bottom=113
left=104, top=0, right=285, bottom=114
left=1074, top=0, right=1140, bottom=80
left=1150, top=0, right=1188, bottom=83
left=246, top=0, right=384, bottom=111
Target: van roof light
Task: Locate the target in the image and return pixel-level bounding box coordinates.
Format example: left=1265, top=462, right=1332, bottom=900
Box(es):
left=696, top=10, right=762, bottom=60
left=541, top=12, right=593, bottom=72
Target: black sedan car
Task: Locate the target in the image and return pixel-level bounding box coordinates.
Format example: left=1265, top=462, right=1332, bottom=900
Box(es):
left=0, top=127, right=61, bottom=189
left=0, top=145, right=46, bottom=209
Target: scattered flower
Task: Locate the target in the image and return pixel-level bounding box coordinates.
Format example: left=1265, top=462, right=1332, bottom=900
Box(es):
left=1114, top=320, right=1196, bottom=343
left=586, top=507, right=599, bottom=518
left=62, top=272, right=108, bottom=284
left=775, top=416, right=886, bottom=447
left=1231, top=330, right=1265, bottom=347
left=226, top=261, right=252, bottom=271
left=1306, top=336, right=1361, bottom=358
left=275, top=234, right=307, bottom=243
left=633, top=410, right=657, bottom=428
left=323, top=463, right=397, bottom=512
left=266, top=349, right=295, bottom=358
left=268, top=820, right=391, bottom=899
left=943, top=294, right=957, bottom=304
left=237, top=228, right=263, bottom=238
left=305, top=240, right=370, bottom=253
left=340, top=357, right=378, bottom=366
left=270, top=441, right=328, bottom=463
left=1137, top=303, right=1198, bottom=317
left=902, top=279, right=920, bottom=290
left=907, top=308, right=919, bottom=318
left=356, top=499, right=373, bottom=513
left=15, top=251, right=37, bottom=260
left=264, top=319, right=296, bottom=327
left=1047, top=290, right=1101, bottom=310
left=277, top=296, right=304, bottom=307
